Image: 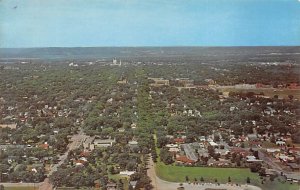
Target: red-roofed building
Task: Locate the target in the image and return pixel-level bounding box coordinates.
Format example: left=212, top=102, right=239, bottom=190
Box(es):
left=256, top=83, right=263, bottom=88
left=288, top=147, right=300, bottom=154
left=230, top=148, right=250, bottom=157
left=39, top=143, right=49, bottom=150
left=173, top=138, right=185, bottom=144
left=288, top=83, right=298, bottom=89
left=80, top=151, right=90, bottom=157
left=176, top=155, right=195, bottom=165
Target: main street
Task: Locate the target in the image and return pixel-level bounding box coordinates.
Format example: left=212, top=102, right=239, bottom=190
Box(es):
left=39, top=128, right=88, bottom=190
left=0, top=128, right=90, bottom=190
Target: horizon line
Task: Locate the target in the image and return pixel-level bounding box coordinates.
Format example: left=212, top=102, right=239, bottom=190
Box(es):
left=1, top=45, right=300, bottom=49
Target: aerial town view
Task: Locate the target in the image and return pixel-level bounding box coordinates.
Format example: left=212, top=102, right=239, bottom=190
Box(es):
left=0, top=1, right=299, bottom=190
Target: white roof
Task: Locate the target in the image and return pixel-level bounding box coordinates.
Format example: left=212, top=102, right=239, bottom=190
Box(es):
left=266, top=148, right=280, bottom=153
left=169, top=148, right=180, bottom=152
left=166, top=144, right=178, bottom=148
left=209, top=141, right=218, bottom=146
left=120, top=171, right=135, bottom=176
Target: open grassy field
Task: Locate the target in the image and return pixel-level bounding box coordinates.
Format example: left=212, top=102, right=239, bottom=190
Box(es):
left=155, top=158, right=300, bottom=190
left=154, top=134, right=260, bottom=185
left=153, top=134, right=299, bottom=190
left=155, top=162, right=260, bottom=184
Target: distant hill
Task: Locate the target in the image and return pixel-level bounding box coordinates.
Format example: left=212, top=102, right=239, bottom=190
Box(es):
left=0, top=46, right=299, bottom=60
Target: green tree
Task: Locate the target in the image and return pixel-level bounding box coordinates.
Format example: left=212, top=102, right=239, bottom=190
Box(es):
left=160, top=148, right=174, bottom=165
left=246, top=177, right=251, bottom=183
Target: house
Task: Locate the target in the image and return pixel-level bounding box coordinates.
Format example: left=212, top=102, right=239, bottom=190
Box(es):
left=0, top=123, right=17, bottom=129
left=32, top=163, right=44, bottom=169
left=39, top=143, right=49, bottom=150
left=118, top=128, right=125, bottom=132
left=288, top=83, right=298, bottom=89
left=131, top=123, right=137, bottom=129
left=277, top=154, right=293, bottom=162
left=80, top=151, right=90, bottom=157
left=209, top=141, right=218, bottom=147
left=247, top=134, right=258, bottom=141
left=148, top=77, right=170, bottom=86
left=74, top=159, right=86, bottom=167
left=265, top=169, right=278, bottom=177
left=166, top=135, right=174, bottom=139
left=128, top=140, right=138, bottom=148
left=166, top=144, right=178, bottom=148
left=285, top=173, right=300, bottom=183
left=230, top=147, right=250, bottom=157
left=176, top=155, right=195, bottom=165
left=169, top=147, right=180, bottom=152
left=276, top=141, right=286, bottom=146
left=199, top=136, right=206, bottom=142
left=117, top=79, right=128, bottom=84
left=106, top=182, right=117, bottom=190
left=119, top=170, right=135, bottom=176
left=215, top=148, right=230, bottom=156
left=246, top=156, right=263, bottom=162
left=266, top=148, right=281, bottom=154
left=93, top=138, right=115, bottom=148
left=207, top=158, right=231, bottom=166
left=173, top=138, right=185, bottom=144
left=288, top=147, right=300, bottom=155
left=52, top=128, right=59, bottom=134
left=94, top=179, right=101, bottom=189
left=129, top=181, right=137, bottom=189
left=8, top=156, right=18, bottom=164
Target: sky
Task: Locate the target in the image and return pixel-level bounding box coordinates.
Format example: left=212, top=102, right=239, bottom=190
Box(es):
left=0, top=0, right=299, bottom=48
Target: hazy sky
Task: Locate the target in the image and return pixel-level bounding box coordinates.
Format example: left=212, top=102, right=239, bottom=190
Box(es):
left=0, top=0, right=299, bottom=48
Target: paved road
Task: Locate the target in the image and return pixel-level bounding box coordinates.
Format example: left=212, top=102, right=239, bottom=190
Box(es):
left=48, top=130, right=88, bottom=176
left=258, top=150, right=283, bottom=173
left=147, top=157, right=262, bottom=190
left=39, top=129, right=88, bottom=190
left=38, top=178, right=52, bottom=190
left=147, top=155, right=158, bottom=190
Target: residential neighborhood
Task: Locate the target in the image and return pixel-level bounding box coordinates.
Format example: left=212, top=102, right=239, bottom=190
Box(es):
left=0, top=47, right=299, bottom=190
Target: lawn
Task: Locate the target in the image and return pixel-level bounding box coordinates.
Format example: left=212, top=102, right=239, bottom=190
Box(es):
left=155, top=158, right=300, bottom=190
left=154, top=134, right=260, bottom=185
left=153, top=134, right=299, bottom=190
left=155, top=162, right=260, bottom=184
